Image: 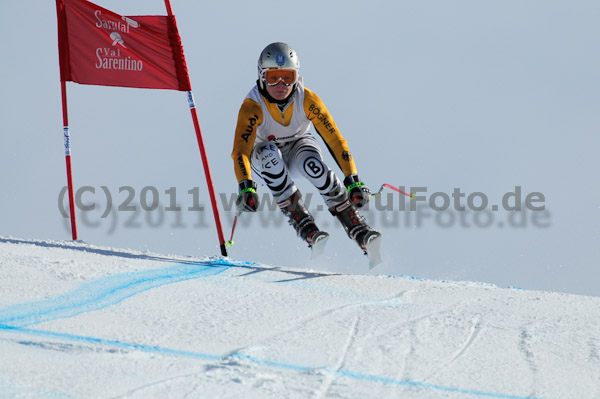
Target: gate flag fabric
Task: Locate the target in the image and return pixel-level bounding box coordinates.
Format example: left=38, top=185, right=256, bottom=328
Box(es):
left=57, top=0, right=191, bottom=91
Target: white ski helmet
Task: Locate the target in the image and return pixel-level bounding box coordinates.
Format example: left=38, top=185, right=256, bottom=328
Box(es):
left=257, top=42, right=300, bottom=89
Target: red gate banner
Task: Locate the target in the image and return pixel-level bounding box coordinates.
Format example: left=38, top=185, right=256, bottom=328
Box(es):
left=57, top=0, right=191, bottom=91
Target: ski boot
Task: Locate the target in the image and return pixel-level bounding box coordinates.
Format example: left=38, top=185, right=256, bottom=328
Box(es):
left=278, top=190, right=329, bottom=254
left=330, top=199, right=382, bottom=267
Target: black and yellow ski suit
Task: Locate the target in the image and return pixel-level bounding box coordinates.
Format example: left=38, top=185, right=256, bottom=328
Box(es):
left=231, top=79, right=357, bottom=207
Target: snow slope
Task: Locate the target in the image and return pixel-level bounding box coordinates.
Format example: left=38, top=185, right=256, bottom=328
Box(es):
left=0, top=237, right=599, bottom=399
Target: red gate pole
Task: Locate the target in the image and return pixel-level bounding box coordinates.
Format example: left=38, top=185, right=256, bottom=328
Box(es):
left=187, top=92, right=228, bottom=257
left=61, top=80, right=78, bottom=240
left=56, top=0, right=78, bottom=240
left=165, top=0, right=228, bottom=256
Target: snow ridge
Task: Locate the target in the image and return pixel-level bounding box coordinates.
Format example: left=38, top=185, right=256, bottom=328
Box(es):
left=1, top=237, right=599, bottom=399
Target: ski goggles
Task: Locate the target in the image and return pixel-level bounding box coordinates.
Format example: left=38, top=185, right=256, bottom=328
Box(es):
left=261, top=68, right=298, bottom=86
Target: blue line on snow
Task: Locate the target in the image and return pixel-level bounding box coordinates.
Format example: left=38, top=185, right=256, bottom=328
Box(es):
left=0, top=324, right=541, bottom=399
left=0, top=260, right=233, bottom=327
left=0, top=324, right=222, bottom=361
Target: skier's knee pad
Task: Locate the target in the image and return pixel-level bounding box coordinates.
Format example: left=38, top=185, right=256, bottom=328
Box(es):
left=293, top=150, right=346, bottom=206
left=252, top=142, right=285, bottom=174
left=294, top=148, right=327, bottom=182
left=251, top=142, right=295, bottom=200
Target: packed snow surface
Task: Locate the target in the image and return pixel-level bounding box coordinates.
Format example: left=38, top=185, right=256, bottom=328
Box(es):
left=0, top=237, right=599, bottom=399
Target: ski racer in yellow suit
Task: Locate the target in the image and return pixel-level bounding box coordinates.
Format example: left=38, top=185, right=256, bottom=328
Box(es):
left=231, top=42, right=381, bottom=255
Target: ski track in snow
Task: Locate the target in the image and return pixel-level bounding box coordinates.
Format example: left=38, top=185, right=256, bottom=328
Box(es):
left=2, top=238, right=598, bottom=398
left=223, top=290, right=409, bottom=359
left=313, top=315, right=360, bottom=399
left=423, top=316, right=482, bottom=381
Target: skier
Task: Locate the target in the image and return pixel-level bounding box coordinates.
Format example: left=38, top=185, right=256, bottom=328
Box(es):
left=231, top=42, right=381, bottom=259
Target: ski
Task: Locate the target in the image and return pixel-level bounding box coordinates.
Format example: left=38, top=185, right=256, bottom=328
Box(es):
left=310, top=231, right=330, bottom=260
left=362, top=231, right=382, bottom=269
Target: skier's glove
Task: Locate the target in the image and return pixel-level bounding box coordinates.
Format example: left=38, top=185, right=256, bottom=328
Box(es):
left=344, top=174, right=370, bottom=208
left=236, top=180, right=259, bottom=213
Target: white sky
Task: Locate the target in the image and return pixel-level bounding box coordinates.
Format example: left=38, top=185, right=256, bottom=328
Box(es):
left=1, top=0, right=599, bottom=295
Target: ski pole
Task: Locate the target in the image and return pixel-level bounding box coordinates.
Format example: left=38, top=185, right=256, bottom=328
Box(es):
left=226, top=211, right=242, bottom=248
left=371, top=184, right=416, bottom=199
